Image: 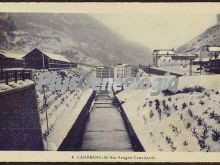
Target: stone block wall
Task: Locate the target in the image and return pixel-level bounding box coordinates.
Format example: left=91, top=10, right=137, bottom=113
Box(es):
left=0, top=84, right=44, bottom=150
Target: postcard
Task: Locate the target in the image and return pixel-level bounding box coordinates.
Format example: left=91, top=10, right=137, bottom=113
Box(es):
left=0, top=2, right=220, bottom=162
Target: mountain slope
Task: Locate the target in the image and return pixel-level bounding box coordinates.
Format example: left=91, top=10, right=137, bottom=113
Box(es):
left=177, top=23, right=220, bottom=55
left=0, top=13, right=151, bottom=66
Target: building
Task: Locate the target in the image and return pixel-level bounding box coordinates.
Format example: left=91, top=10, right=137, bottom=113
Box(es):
left=96, top=66, right=114, bottom=78
left=114, top=64, right=132, bottom=78
left=153, top=49, right=189, bottom=67
left=23, top=48, right=76, bottom=70
left=0, top=50, right=24, bottom=69
left=153, top=49, right=175, bottom=67
left=202, top=46, right=220, bottom=73
left=193, top=57, right=209, bottom=65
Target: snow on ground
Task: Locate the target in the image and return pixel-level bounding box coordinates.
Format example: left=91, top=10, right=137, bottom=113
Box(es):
left=34, top=69, right=93, bottom=150
left=0, top=80, right=34, bottom=92
left=45, top=89, right=93, bottom=150
left=117, top=75, right=220, bottom=152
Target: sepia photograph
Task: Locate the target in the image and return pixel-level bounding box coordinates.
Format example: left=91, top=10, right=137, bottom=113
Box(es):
left=0, top=2, right=220, bottom=162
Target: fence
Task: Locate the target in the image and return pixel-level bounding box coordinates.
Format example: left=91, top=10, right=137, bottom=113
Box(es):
left=0, top=69, right=32, bottom=85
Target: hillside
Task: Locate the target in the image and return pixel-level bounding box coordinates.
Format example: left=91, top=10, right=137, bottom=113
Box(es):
left=177, top=22, right=220, bottom=55
left=0, top=13, right=151, bottom=66
left=117, top=75, right=220, bottom=152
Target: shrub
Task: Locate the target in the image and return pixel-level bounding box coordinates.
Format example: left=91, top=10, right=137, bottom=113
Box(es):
left=165, top=136, right=172, bottom=144
left=209, top=111, right=216, bottom=119
left=197, top=117, right=203, bottom=126
left=183, top=141, right=188, bottom=146
left=189, top=101, right=194, bottom=106
left=201, top=126, right=209, bottom=140
left=215, top=117, right=220, bottom=124
left=186, top=122, right=191, bottom=129
left=188, top=109, right=193, bottom=117
left=155, top=99, right=160, bottom=109
left=149, top=110, right=154, bottom=118
left=168, top=97, right=171, bottom=102
left=203, top=109, right=208, bottom=115
left=204, top=92, right=210, bottom=97
left=192, top=127, right=198, bottom=138
left=143, top=103, right=147, bottom=107
left=216, top=91, right=219, bottom=95
left=182, top=103, right=188, bottom=109
left=180, top=114, right=183, bottom=120
left=162, top=89, right=176, bottom=96
left=194, top=86, right=204, bottom=93
left=171, top=145, right=177, bottom=151
left=173, top=104, right=178, bottom=111
left=211, top=129, right=220, bottom=142
left=149, top=100, right=153, bottom=107
left=158, top=108, right=162, bottom=121
left=198, top=139, right=207, bottom=149
left=199, top=100, right=205, bottom=105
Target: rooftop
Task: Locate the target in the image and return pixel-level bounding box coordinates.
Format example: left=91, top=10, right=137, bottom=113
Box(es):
left=153, top=50, right=175, bottom=55
left=24, top=48, right=71, bottom=63
left=204, top=46, right=220, bottom=52
left=42, top=50, right=70, bottom=63
left=0, top=50, right=24, bottom=60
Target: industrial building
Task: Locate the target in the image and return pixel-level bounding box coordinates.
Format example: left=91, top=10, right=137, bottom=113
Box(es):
left=0, top=50, right=24, bottom=69
left=23, top=48, right=77, bottom=70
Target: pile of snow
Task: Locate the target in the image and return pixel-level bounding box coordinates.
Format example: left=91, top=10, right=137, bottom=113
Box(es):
left=45, top=89, right=93, bottom=150
left=117, top=75, right=220, bottom=152
left=0, top=80, right=34, bottom=92
left=178, top=75, right=220, bottom=91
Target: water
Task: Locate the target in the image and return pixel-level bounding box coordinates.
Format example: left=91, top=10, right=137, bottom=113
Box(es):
left=80, top=90, right=133, bottom=151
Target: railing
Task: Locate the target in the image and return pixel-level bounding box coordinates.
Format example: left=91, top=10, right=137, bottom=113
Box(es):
left=0, top=69, right=32, bottom=85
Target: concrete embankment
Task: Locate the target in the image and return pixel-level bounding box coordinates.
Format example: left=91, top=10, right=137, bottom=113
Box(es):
left=0, top=83, right=44, bottom=150
left=57, top=90, right=96, bottom=151
left=112, top=90, right=145, bottom=152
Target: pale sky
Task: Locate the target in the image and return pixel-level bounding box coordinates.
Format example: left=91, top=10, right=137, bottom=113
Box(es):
left=90, top=14, right=217, bottom=51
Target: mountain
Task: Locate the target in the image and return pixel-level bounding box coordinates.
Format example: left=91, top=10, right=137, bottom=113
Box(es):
left=0, top=13, right=151, bottom=66
left=177, top=15, right=220, bottom=56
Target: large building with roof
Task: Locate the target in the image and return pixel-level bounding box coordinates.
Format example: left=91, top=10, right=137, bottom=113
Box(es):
left=153, top=49, right=189, bottom=67
left=0, top=50, right=24, bottom=69
left=23, top=48, right=77, bottom=70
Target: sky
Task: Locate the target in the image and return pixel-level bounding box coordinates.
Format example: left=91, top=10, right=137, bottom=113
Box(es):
left=90, top=14, right=217, bottom=51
